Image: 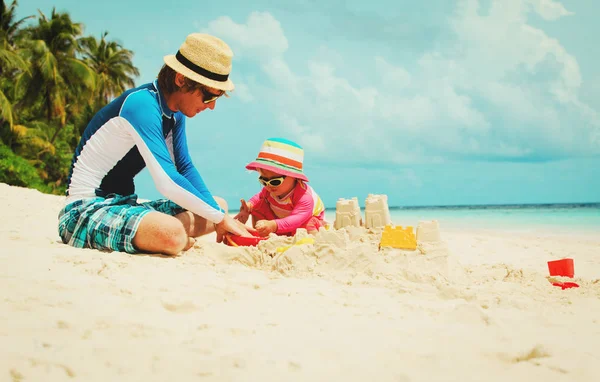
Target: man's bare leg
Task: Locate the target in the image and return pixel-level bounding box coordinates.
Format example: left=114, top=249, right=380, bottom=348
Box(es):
left=132, top=197, right=228, bottom=256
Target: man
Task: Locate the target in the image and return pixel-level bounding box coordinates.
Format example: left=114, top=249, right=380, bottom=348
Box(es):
left=58, top=33, right=255, bottom=256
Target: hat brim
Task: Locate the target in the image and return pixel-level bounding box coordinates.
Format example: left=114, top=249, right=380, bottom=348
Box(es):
left=164, top=55, right=235, bottom=92
left=246, top=162, right=309, bottom=182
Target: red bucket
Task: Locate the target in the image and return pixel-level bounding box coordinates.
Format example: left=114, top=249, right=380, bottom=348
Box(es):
left=225, top=234, right=267, bottom=247
left=547, top=258, right=574, bottom=278
left=551, top=281, right=579, bottom=290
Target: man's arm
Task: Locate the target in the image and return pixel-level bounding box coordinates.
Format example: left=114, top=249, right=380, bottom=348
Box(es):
left=117, top=92, right=225, bottom=223
left=171, top=115, right=223, bottom=211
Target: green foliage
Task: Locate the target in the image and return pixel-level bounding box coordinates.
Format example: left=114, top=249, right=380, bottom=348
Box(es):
left=0, top=142, right=52, bottom=193
left=0, top=0, right=140, bottom=195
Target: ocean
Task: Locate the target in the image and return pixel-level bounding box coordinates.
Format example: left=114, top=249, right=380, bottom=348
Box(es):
left=322, top=203, right=600, bottom=233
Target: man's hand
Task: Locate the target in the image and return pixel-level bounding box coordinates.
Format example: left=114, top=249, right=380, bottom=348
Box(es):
left=215, top=214, right=258, bottom=243
left=233, top=199, right=252, bottom=224
left=255, top=220, right=277, bottom=237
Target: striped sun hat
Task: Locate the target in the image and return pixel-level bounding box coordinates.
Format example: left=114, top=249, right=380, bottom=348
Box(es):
left=245, top=138, right=309, bottom=182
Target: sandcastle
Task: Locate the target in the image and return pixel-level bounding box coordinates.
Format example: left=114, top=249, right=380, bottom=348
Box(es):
left=414, top=220, right=446, bottom=255
left=334, top=197, right=362, bottom=229
left=334, top=194, right=392, bottom=229
left=364, top=194, right=391, bottom=229
left=416, top=220, right=441, bottom=242
left=379, top=221, right=442, bottom=252
left=330, top=195, right=446, bottom=254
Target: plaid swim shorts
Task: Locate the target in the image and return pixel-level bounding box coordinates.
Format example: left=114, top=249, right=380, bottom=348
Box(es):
left=58, top=194, right=186, bottom=254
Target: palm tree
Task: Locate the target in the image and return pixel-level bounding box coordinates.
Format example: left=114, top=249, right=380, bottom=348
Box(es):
left=80, top=31, right=139, bottom=107
left=0, top=0, right=32, bottom=128
left=0, top=0, right=31, bottom=44
left=16, top=7, right=95, bottom=142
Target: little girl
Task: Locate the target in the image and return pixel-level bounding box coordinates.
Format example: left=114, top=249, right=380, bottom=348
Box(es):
left=234, top=138, right=327, bottom=236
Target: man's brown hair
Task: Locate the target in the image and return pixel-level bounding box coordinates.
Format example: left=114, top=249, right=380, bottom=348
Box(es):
left=157, top=64, right=207, bottom=95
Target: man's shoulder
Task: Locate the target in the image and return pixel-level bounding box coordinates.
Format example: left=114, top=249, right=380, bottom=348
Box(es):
left=119, top=83, right=161, bottom=118
left=122, top=83, right=159, bottom=107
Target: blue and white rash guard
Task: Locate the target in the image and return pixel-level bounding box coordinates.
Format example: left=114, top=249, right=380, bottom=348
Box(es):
left=64, top=80, right=225, bottom=223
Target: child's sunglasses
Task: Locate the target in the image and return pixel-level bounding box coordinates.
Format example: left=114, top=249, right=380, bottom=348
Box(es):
left=259, top=175, right=286, bottom=187
left=201, top=87, right=225, bottom=104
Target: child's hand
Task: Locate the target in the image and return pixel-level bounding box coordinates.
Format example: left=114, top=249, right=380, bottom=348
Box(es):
left=255, top=220, right=277, bottom=237
left=233, top=199, right=252, bottom=224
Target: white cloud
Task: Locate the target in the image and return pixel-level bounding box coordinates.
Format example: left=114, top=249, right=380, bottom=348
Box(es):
left=204, top=12, right=288, bottom=60
left=206, top=2, right=599, bottom=165
left=443, top=0, right=598, bottom=156
left=232, top=82, right=254, bottom=103
left=278, top=113, right=326, bottom=153
left=375, top=56, right=411, bottom=89
left=527, top=0, right=574, bottom=21
left=378, top=95, right=436, bottom=130
left=261, top=58, right=299, bottom=91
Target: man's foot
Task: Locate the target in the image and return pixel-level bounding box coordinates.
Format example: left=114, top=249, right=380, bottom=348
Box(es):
left=183, top=237, right=196, bottom=251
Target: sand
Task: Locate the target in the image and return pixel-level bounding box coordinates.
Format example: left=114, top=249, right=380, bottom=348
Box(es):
left=1, top=182, right=599, bottom=382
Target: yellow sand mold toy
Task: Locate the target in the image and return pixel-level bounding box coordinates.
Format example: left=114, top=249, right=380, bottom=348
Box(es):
left=276, top=237, right=315, bottom=253
left=379, top=225, right=417, bottom=250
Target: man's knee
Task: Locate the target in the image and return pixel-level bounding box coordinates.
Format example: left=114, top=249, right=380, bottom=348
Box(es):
left=133, top=212, right=188, bottom=255
left=157, top=219, right=188, bottom=253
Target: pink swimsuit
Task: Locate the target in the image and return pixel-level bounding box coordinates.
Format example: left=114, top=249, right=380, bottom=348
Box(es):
left=248, top=181, right=326, bottom=235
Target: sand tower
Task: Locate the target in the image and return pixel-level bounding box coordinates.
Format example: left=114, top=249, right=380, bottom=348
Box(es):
left=364, top=194, right=391, bottom=229
left=334, top=197, right=362, bottom=229
left=416, top=220, right=441, bottom=243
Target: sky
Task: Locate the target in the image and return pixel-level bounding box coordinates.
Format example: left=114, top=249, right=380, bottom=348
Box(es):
left=17, top=0, right=600, bottom=208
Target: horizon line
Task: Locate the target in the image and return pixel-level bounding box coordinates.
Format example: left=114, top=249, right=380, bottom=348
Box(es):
left=322, top=201, right=600, bottom=210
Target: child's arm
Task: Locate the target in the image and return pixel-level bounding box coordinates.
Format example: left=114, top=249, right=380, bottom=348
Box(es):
left=273, top=191, right=315, bottom=234
left=247, top=188, right=273, bottom=220
left=233, top=198, right=253, bottom=224
left=247, top=191, right=263, bottom=210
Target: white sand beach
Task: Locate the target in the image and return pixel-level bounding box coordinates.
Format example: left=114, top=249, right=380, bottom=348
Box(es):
left=1, top=182, right=599, bottom=382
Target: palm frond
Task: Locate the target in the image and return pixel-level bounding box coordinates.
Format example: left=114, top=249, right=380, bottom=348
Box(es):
left=0, top=46, right=27, bottom=70
left=0, top=88, right=13, bottom=126
left=64, top=56, right=95, bottom=89
left=11, top=123, right=27, bottom=137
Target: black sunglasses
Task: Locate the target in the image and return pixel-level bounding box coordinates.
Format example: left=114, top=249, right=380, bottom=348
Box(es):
left=259, top=175, right=286, bottom=187
left=200, top=87, right=225, bottom=104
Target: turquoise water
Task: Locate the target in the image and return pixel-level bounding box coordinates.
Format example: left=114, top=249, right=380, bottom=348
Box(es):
left=323, top=203, right=600, bottom=233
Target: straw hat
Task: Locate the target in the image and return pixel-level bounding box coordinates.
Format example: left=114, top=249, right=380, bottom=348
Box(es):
left=163, top=33, right=235, bottom=91
left=246, top=138, right=309, bottom=182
